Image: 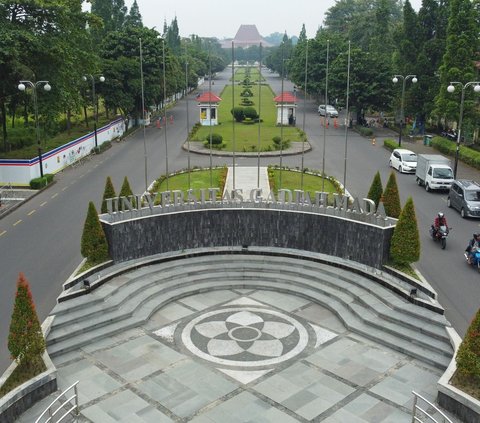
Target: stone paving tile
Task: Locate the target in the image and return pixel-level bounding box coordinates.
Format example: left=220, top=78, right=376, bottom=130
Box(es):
left=254, top=362, right=355, bottom=420
left=322, top=393, right=412, bottom=423
left=294, top=303, right=347, bottom=334
left=91, top=335, right=185, bottom=381
left=178, top=289, right=239, bottom=311
left=81, top=327, right=144, bottom=354
left=306, top=337, right=402, bottom=386
left=189, top=391, right=299, bottom=423
left=81, top=388, right=173, bottom=422
left=136, top=359, right=238, bottom=418
left=55, top=358, right=122, bottom=405
left=249, top=291, right=312, bottom=312
left=369, top=362, right=442, bottom=409
left=143, top=300, right=194, bottom=330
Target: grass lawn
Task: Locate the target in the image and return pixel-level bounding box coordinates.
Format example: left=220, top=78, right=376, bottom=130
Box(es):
left=150, top=167, right=228, bottom=200
left=451, top=372, right=480, bottom=401
left=0, top=355, right=46, bottom=397
left=193, top=69, right=304, bottom=152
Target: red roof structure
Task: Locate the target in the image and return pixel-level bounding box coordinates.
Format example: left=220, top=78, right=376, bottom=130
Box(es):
left=274, top=92, right=298, bottom=103
left=196, top=92, right=222, bottom=103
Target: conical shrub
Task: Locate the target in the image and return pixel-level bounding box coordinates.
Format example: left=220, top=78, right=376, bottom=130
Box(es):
left=383, top=171, right=402, bottom=218
left=119, top=176, right=136, bottom=210
left=389, top=196, right=420, bottom=265
left=8, top=273, right=45, bottom=364
left=101, top=176, right=116, bottom=214
left=456, top=307, right=480, bottom=382
left=81, top=201, right=110, bottom=264
left=367, top=171, right=383, bottom=208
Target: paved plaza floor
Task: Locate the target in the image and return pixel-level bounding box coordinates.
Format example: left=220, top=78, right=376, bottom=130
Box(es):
left=20, top=288, right=458, bottom=422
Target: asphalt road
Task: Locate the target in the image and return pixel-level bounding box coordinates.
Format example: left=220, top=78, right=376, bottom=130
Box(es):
left=1, top=68, right=479, bottom=374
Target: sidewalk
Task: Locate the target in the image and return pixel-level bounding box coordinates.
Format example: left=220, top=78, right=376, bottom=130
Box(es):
left=223, top=166, right=270, bottom=196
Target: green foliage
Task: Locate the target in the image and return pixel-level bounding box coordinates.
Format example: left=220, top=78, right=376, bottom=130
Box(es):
left=29, top=174, right=55, bottom=190
left=101, top=176, right=116, bottom=214
left=357, top=126, right=374, bottom=137
left=432, top=137, right=480, bottom=171
left=93, top=141, right=112, bottom=154
left=231, top=107, right=245, bottom=122
left=390, top=197, right=420, bottom=265
left=243, top=107, right=258, bottom=120
left=119, top=176, right=136, bottom=209
left=272, top=136, right=290, bottom=150
left=205, top=133, right=223, bottom=145
left=456, top=307, right=480, bottom=383
left=240, top=88, right=253, bottom=97
left=8, top=273, right=45, bottom=364
left=383, top=139, right=398, bottom=151
left=80, top=201, right=110, bottom=264
left=367, top=172, right=383, bottom=208
left=383, top=171, right=402, bottom=218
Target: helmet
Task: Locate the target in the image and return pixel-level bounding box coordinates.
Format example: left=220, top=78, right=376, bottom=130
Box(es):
left=438, top=212, right=444, bottom=218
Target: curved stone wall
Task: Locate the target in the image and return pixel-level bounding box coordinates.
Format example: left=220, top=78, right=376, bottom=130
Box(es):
left=101, top=208, right=394, bottom=269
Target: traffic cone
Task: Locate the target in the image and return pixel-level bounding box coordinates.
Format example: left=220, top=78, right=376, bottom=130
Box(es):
left=326, top=119, right=329, bottom=128
left=334, top=118, right=338, bottom=129
left=169, top=115, right=174, bottom=124
left=156, top=119, right=161, bottom=129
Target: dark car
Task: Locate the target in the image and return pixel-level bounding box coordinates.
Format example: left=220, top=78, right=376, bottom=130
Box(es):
left=447, top=179, right=480, bottom=218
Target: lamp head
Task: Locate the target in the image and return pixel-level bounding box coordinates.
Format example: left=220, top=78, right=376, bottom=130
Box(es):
left=99, top=75, right=105, bottom=83
left=82, top=75, right=87, bottom=82
left=447, top=84, right=455, bottom=93
left=392, top=77, right=398, bottom=84
left=43, top=83, right=51, bottom=92
left=474, top=84, right=480, bottom=93
left=412, top=77, right=418, bottom=84
left=18, top=83, right=26, bottom=91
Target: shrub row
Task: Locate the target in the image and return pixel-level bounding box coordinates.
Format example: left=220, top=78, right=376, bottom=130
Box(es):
left=30, top=173, right=54, bottom=189
left=383, top=138, right=398, bottom=151
left=431, top=136, right=480, bottom=170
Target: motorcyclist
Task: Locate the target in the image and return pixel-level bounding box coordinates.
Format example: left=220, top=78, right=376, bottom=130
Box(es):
left=432, top=212, right=448, bottom=238
left=466, top=233, right=480, bottom=264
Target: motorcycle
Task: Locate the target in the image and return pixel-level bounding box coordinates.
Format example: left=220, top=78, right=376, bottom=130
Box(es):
left=430, top=225, right=450, bottom=249
left=464, top=248, right=480, bottom=271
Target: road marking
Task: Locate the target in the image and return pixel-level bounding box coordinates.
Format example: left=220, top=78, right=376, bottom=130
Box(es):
left=40, top=201, right=47, bottom=207
left=28, top=210, right=36, bottom=216
left=0, top=230, right=6, bottom=237
left=52, top=193, right=58, bottom=198
left=13, top=220, right=22, bottom=226
left=62, top=187, right=67, bottom=191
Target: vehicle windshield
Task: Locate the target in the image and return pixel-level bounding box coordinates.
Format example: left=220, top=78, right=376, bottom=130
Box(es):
left=401, top=153, right=417, bottom=162
left=466, top=191, right=480, bottom=201
left=433, top=168, right=453, bottom=179
left=326, top=106, right=336, bottom=111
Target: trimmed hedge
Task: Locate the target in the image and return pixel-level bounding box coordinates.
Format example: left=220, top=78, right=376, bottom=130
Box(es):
left=431, top=136, right=480, bottom=170
left=30, top=174, right=54, bottom=189
left=456, top=307, right=480, bottom=382
left=383, top=138, right=398, bottom=151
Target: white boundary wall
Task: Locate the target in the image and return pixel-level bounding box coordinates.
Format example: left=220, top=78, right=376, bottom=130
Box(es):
left=0, top=118, right=125, bottom=186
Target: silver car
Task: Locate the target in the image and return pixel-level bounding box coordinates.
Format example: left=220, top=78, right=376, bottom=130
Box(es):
left=318, top=104, right=339, bottom=118
left=447, top=179, right=480, bottom=218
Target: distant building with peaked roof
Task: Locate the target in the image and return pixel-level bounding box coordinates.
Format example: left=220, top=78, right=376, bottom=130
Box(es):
left=221, top=25, right=272, bottom=48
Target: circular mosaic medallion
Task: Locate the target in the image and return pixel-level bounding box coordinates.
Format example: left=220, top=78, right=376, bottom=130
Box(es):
left=180, top=307, right=309, bottom=367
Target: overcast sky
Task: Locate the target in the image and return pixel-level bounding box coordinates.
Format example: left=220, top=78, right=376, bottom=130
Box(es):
left=118, top=0, right=423, bottom=39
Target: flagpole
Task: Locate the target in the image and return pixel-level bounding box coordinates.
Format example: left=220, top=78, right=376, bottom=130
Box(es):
left=232, top=42, right=236, bottom=192
left=208, top=43, right=213, bottom=186
left=343, top=41, right=351, bottom=190
left=321, top=39, right=329, bottom=193
left=257, top=43, right=262, bottom=188
left=279, top=40, right=285, bottom=190
left=185, top=47, right=191, bottom=190
left=162, top=39, right=169, bottom=190
left=301, top=39, right=308, bottom=190
left=139, top=38, right=148, bottom=193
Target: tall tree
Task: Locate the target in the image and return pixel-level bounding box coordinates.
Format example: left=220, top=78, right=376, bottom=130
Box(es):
left=124, top=0, right=142, bottom=28
left=81, top=201, right=110, bottom=264
left=382, top=171, right=401, bottom=218
left=390, top=196, right=420, bottom=265
left=434, top=0, right=478, bottom=125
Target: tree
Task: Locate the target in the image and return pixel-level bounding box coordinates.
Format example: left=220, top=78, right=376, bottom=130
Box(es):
left=389, top=196, right=420, bottom=265
left=456, top=307, right=480, bottom=382
left=382, top=171, right=401, bottom=218
left=101, top=176, right=116, bottom=214
left=8, top=273, right=45, bottom=364
left=367, top=171, right=383, bottom=208
left=81, top=201, right=110, bottom=264
left=124, top=0, right=142, bottom=28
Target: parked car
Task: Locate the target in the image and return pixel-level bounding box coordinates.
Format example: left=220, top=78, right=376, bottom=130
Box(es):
left=388, top=149, right=417, bottom=173
left=318, top=104, right=339, bottom=118
left=447, top=179, right=480, bottom=218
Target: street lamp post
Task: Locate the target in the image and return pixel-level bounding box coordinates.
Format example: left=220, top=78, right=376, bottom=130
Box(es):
left=82, top=74, right=105, bottom=149
left=18, top=80, right=52, bottom=178
left=447, top=81, right=480, bottom=178
left=392, top=74, right=417, bottom=147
